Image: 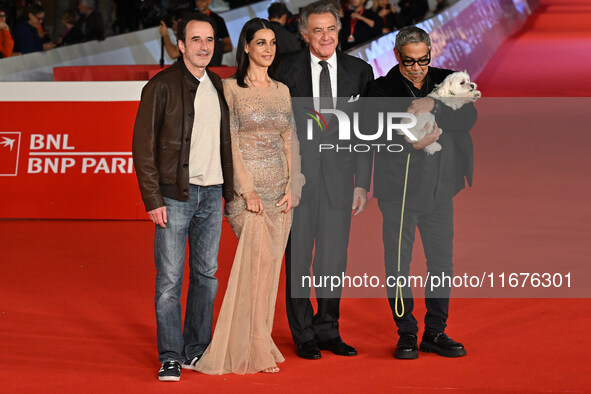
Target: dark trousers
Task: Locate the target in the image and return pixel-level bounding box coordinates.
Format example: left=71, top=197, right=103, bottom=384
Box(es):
left=378, top=197, right=454, bottom=336
left=285, top=179, right=352, bottom=344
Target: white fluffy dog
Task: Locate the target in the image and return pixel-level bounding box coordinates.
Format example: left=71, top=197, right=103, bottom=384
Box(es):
left=403, top=71, right=482, bottom=155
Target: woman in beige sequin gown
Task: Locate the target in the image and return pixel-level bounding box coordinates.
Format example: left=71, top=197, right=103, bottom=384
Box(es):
left=196, top=19, right=304, bottom=375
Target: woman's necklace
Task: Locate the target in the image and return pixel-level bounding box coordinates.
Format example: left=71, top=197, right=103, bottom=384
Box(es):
left=246, top=74, right=271, bottom=88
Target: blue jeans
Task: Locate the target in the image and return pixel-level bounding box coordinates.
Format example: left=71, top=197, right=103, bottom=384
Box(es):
left=154, top=184, right=222, bottom=363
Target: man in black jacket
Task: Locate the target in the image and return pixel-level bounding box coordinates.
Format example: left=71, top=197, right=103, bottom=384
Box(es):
left=132, top=13, right=233, bottom=382
left=275, top=1, right=374, bottom=361
left=194, top=0, right=232, bottom=66
left=368, top=26, right=477, bottom=360
left=268, top=2, right=302, bottom=55
left=76, top=0, right=104, bottom=42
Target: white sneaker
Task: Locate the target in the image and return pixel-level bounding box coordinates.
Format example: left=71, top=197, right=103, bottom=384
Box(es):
left=182, top=355, right=201, bottom=370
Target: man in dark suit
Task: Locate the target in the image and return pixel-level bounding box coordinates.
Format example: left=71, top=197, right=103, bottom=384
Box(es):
left=275, top=1, right=374, bottom=360
left=368, top=26, right=477, bottom=360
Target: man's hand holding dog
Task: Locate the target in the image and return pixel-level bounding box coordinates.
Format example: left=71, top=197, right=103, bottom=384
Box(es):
left=407, top=97, right=435, bottom=115
left=413, top=122, right=441, bottom=150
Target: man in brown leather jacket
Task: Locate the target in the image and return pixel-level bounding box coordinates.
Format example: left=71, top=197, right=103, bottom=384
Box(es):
left=131, top=13, right=233, bottom=382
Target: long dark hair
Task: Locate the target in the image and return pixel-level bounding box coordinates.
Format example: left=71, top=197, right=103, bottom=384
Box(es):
left=235, top=18, right=278, bottom=88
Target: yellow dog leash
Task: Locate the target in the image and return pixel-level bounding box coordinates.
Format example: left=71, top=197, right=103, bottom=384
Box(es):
left=395, top=152, right=411, bottom=318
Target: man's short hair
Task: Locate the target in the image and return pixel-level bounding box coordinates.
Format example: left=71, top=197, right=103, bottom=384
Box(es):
left=298, top=1, right=341, bottom=34
left=395, top=26, right=431, bottom=52
left=79, top=0, right=95, bottom=8
left=176, top=12, right=218, bottom=43
left=268, top=2, right=289, bottom=20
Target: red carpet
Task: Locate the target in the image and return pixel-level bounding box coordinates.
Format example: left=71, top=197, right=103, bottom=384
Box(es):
left=476, top=0, right=591, bottom=97
left=1, top=219, right=589, bottom=392
left=2, top=0, right=591, bottom=391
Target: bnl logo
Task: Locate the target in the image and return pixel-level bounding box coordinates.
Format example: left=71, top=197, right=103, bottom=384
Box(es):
left=0, top=132, right=21, bottom=176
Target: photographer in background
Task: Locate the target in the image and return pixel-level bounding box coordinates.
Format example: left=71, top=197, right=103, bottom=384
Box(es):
left=158, top=7, right=191, bottom=60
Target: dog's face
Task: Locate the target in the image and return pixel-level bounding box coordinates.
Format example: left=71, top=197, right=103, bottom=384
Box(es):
left=433, top=71, right=481, bottom=98
left=430, top=71, right=482, bottom=109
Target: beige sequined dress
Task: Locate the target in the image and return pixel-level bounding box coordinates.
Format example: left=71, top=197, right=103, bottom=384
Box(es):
left=196, top=77, right=304, bottom=375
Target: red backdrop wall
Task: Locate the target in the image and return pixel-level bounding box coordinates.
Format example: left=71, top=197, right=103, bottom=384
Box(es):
left=0, top=100, right=145, bottom=219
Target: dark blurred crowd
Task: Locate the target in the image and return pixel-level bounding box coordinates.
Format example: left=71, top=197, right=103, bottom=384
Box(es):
left=0, top=0, right=450, bottom=59
left=157, top=0, right=449, bottom=64
left=263, top=0, right=449, bottom=53
left=1, top=0, right=105, bottom=57
left=0, top=0, right=235, bottom=59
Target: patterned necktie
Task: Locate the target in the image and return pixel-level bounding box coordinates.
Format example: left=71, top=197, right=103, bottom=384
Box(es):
left=319, top=60, right=333, bottom=111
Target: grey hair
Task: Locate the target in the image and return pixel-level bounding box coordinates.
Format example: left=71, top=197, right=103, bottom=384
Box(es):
left=395, top=26, right=431, bottom=52
left=79, top=0, right=95, bottom=8
left=298, top=1, right=341, bottom=34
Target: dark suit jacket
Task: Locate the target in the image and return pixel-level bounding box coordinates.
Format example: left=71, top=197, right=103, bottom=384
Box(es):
left=368, top=65, right=477, bottom=209
left=275, top=49, right=374, bottom=209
